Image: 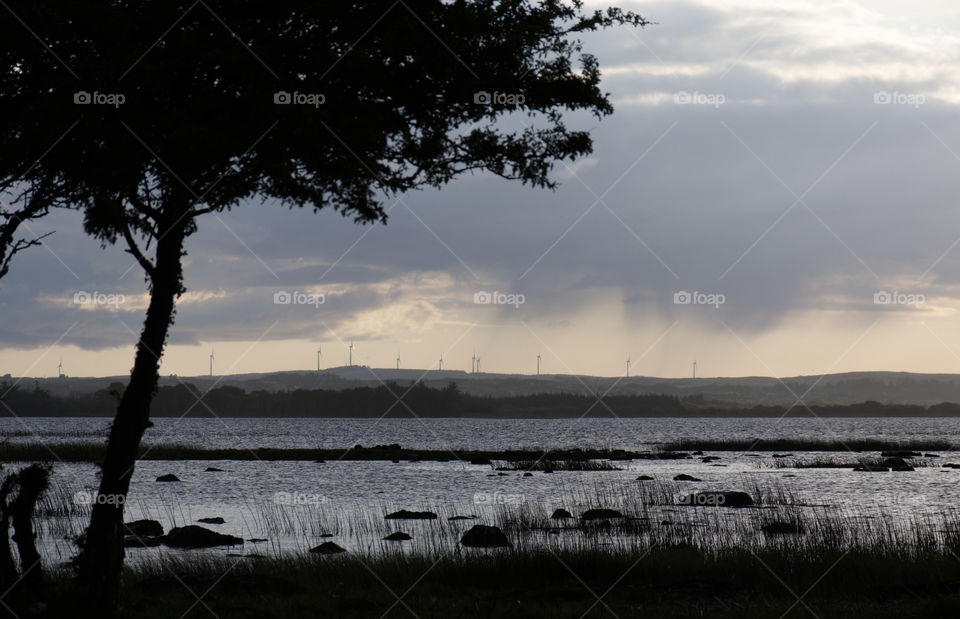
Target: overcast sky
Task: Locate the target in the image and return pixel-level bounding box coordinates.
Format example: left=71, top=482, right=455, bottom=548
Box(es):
left=5, top=0, right=960, bottom=379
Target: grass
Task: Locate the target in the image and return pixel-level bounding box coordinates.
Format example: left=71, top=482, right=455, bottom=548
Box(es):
left=660, top=438, right=954, bottom=452
left=7, top=543, right=960, bottom=618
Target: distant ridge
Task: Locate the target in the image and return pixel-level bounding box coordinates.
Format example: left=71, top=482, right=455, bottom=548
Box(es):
left=7, top=368, right=960, bottom=406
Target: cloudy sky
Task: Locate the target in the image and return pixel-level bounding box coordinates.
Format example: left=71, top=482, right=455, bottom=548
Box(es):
left=5, top=0, right=960, bottom=379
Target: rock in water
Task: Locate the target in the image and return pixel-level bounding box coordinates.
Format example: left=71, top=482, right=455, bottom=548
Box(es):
left=156, top=474, right=181, bottom=482
left=673, top=474, right=701, bottom=481
left=385, top=510, right=437, bottom=520
left=581, top=508, right=624, bottom=521
left=197, top=517, right=226, bottom=524
left=551, top=508, right=573, bottom=519
left=383, top=531, right=412, bottom=541
left=636, top=475, right=654, bottom=481
left=124, top=519, right=163, bottom=538
left=460, top=525, right=511, bottom=548
left=204, top=467, right=224, bottom=472
left=310, top=541, right=346, bottom=554
left=163, top=525, right=243, bottom=548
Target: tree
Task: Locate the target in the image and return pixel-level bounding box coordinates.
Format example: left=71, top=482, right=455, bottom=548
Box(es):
left=0, top=0, right=648, bottom=611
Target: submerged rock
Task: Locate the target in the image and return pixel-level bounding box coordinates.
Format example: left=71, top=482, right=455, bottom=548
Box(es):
left=310, top=541, right=346, bottom=554
left=383, top=531, right=412, bottom=541
left=385, top=510, right=437, bottom=520
left=163, top=525, right=243, bottom=548
left=551, top=508, right=573, bottom=519
left=155, top=474, right=181, bottom=482
left=673, top=474, right=701, bottom=481
left=197, top=517, right=226, bottom=524
left=460, top=525, right=511, bottom=548
left=581, top=508, right=624, bottom=521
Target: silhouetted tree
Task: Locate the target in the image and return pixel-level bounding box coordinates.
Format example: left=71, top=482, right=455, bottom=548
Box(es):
left=0, top=0, right=648, bottom=611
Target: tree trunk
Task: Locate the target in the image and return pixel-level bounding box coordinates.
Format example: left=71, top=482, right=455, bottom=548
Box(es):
left=78, top=202, right=189, bottom=613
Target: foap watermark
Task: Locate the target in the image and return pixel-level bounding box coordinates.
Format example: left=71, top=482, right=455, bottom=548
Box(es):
left=274, top=91, right=326, bottom=107
left=474, top=91, right=525, bottom=106
left=273, top=290, right=325, bottom=308
left=474, top=290, right=525, bottom=308
left=74, top=90, right=125, bottom=108
left=676, top=492, right=727, bottom=506
left=273, top=491, right=326, bottom=506
left=873, top=90, right=925, bottom=108
left=673, top=290, right=725, bottom=308
left=473, top=491, right=525, bottom=505
left=74, top=490, right=125, bottom=506
left=674, top=91, right=725, bottom=108
left=873, top=290, right=925, bottom=308
left=74, top=290, right=125, bottom=308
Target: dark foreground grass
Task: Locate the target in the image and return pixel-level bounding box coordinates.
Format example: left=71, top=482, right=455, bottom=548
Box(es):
left=14, top=546, right=960, bottom=619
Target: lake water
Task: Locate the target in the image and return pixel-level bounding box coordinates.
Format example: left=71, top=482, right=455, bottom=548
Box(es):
left=2, top=416, right=958, bottom=450
left=3, top=417, right=960, bottom=565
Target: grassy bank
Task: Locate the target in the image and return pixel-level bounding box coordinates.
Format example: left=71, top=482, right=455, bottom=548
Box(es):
left=10, top=546, right=960, bottom=618
left=660, top=438, right=953, bottom=452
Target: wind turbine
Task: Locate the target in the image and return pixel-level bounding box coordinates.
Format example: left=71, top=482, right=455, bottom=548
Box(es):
left=626, top=355, right=631, bottom=378
left=317, top=346, right=322, bottom=373
left=209, top=349, right=214, bottom=377
left=475, top=356, right=481, bottom=373
left=537, top=353, right=541, bottom=376
left=396, top=353, right=401, bottom=370
left=693, top=360, right=697, bottom=379
left=438, top=353, right=443, bottom=371
left=348, top=341, right=354, bottom=367
left=57, top=359, right=64, bottom=378
left=471, top=352, right=476, bottom=374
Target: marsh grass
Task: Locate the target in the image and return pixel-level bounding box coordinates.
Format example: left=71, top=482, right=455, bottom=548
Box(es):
left=661, top=438, right=954, bottom=452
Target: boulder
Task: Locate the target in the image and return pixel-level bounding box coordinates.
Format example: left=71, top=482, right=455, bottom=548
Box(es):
left=882, top=457, right=915, bottom=471
left=673, top=474, right=701, bottom=481
left=636, top=475, right=654, bottom=481
left=385, top=510, right=437, bottom=520
left=460, top=525, right=511, bottom=548
left=523, top=472, right=533, bottom=477
left=204, top=467, right=224, bottom=472
left=944, top=463, right=960, bottom=469
left=124, top=519, right=163, bottom=538
left=679, top=491, right=753, bottom=507
left=155, top=474, right=181, bottom=482
left=197, top=517, right=226, bottom=524
left=309, top=541, right=346, bottom=554
left=383, top=531, right=412, bottom=541
left=581, top=508, right=623, bottom=521
left=880, top=450, right=922, bottom=458
left=163, top=525, right=243, bottom=548
left=551, top=508, right=573, bottom=519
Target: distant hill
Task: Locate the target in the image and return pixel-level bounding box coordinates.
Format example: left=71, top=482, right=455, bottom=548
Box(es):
left=8, top=368, right=960, bottom=407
